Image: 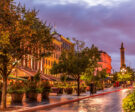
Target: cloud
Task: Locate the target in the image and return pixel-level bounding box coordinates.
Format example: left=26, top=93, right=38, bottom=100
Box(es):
left=18, top=0, right=130, bottom=7
left=16, top=0, right=135, bottom=71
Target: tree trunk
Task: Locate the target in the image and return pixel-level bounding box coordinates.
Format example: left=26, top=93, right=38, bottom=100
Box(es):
left=1, top=76, right=7, bottom=109
left=77, top=75, right=80, bottom=96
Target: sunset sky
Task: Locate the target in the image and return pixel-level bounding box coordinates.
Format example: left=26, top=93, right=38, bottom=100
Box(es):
left=16, top=0, right=135, bottom=71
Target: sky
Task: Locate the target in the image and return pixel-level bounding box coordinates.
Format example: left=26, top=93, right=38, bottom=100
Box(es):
left=15, top=0, right=135, bottom=71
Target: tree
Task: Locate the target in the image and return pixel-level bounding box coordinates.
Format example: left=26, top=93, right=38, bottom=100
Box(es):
left=112, top=72, right=118, bottom=83
left=51, top=42, right=100, bottom=96
left=51, top=39, right=86, bottom=96
left=98, top=69, right=108, bottom=81
left=126, top=66, right=135, bottom=81
left=81, top=45, right=100, bottom=85
left=51, top=50, right=88, bottom=96
left=117, top=67, right=133, bottom=83
left=117, top=72, right=132, bottom=82
left=0, top=0, right=53, bottom=109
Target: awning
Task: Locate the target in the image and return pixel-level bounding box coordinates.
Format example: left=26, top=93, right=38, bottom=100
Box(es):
left=8, top=77, right=27, bottom=81
left=43, top=74, right=60, bottom=81
left=16, top=67, right=60, bottom=81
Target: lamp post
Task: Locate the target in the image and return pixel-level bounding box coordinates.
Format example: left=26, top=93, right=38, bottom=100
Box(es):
left=120, top=67, right=127, bottom=88
left=120, top=68, right=127, bottom=75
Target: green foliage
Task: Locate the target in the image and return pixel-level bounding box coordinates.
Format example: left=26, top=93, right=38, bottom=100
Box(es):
left=81, top=83, right=87, bottom=88
left=51, top=45, right=89, bottom=78
left=0, top=0, right=53, bottom=78
left=112, top=72, right=118, bottom=82
left=123, top=91, right=135, bottom=112
left=60, top=75, right=67, bottom=82
left=41, top=81, right=51, bottom=92
left=98, top=69, right=108, bottom=80
left=51, top=44, right=100, bottom=80
left=0, top=0, right=53, bottom=108
left=25, top=81, right=42, bottom=93
left=81, top=45, right=100, bottom=84
left=8, top=81, right=25, bottom=94
left=51, top=41, right=100, bottom=96
left=117, top=72, right=132, bottom=82
left=33, top=71, right=40, bottom=82
left=96, top=82, right=103, bottom=90
left=126, top=66, right=135, bottom=81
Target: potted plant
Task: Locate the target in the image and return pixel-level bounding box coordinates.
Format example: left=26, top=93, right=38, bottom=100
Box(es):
left=26, top=81, right=42, bottom=101
left=56, top=83, right=64, bottom=95
left=41, top=81, right=51, bottom=99
left=25, top=71, right=42, bottom=101
left=8, top=81, right=25, bottom=103
left=58, top=88, right=63, bottom=95
left=64, top=84, right=73, bottom=94
left=65, top=88, right=73, bottom=94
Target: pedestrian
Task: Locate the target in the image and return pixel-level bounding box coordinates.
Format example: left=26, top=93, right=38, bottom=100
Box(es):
left=89, top=83, right=94, bottom=95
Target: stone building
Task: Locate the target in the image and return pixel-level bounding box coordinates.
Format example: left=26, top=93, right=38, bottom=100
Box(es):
left=13, top=32, right=74, bottom=80
left=98, top=51, right=112, bottom=74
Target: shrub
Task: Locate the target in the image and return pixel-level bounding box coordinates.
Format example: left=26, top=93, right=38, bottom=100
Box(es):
left=123, top=91, right=135, bottom=112
left=41, top=81, right=51, bottom=92
left=8, top=81, right=25, bottom=94
left=25, top=81, right=42, bottom=93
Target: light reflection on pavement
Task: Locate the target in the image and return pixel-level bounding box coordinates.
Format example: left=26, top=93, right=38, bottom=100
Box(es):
left=35, top=89, right=130, bottom=112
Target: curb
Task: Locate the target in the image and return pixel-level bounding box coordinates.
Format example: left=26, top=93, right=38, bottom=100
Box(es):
left=16, top=87, right=133, bottom=112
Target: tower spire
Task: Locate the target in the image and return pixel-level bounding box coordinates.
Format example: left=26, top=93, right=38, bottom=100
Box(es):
left=121, top=42, right=124, bottom=49
left=120, top=42, right=126, bottom=69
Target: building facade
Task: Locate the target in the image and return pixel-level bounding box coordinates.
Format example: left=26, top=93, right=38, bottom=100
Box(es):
left=15, top=32, right=74, bottom=79
left=98, top=51, right=112, bottom=74
left=43, top=33, right=62, bottom=75
left=60, top=35, right=74, bottom=51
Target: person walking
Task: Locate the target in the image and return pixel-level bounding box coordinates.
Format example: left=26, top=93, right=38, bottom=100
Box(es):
left=90, top=83, right=94, bottom=95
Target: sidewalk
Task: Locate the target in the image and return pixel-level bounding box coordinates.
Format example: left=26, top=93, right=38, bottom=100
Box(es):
left=8, top=87, right=127, bottom=112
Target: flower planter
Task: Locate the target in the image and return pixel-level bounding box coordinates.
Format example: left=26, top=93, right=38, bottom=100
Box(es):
left=65, top=88, right=73, bottom=94
left=41, top=81, right=51, bottom=98
left=81, top=87, right=86, bottom=93
left=58, top=88, right=63, bottom=95
left=11, top=93, right=24, bottom=103
left=42, top=91, right=49, bottom=99
left=27, top=92, right=38, bottom=101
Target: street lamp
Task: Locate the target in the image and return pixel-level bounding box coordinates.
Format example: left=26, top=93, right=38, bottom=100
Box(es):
left=120, top=67, right=127, bottom=88
left=120, top=68, right=127, bottom=75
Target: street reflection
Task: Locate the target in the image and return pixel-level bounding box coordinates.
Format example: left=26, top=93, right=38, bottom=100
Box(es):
left=35, top=89, right=130, bottom=112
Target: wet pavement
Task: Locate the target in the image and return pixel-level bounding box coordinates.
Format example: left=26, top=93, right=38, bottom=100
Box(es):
left=7, top=87, right=120, bottom=108
left=33, top=88, right=131, bottom=112
left=2, top=87, right=131, bottom=112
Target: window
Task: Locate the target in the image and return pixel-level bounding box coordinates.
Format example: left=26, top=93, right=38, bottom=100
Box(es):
left=46, top=59, right=47, bottom=65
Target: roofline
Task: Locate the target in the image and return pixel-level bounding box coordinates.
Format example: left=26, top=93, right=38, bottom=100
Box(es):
left=60, top=35, right=73, bottom=45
